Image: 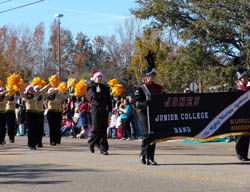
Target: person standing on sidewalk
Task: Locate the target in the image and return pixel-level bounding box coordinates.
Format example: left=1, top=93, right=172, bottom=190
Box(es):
left=119, top=98, right=132, bottom=140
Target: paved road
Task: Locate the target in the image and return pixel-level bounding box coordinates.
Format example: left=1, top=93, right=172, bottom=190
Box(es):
left=0, top=136, right=249, bottom=192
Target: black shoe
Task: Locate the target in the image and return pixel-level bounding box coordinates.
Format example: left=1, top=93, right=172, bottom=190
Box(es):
left=240, top=157, right=250, bottom=161
left=29, top=146, right=37, bottom=150
left=139, top=155, right=146, bottom=165
left=237, top=155, right=250, bottom=161
left=9, top=139, right=14, bottom=143
left=89, top=145, right=95, bottom=153
left=0, top=141, right=6, bottom=145
left=101, top=151, right=108, bottom=155
left=147, top=159, right=157, bottom=165
left=50, top=142, right=56, bottom=146
left=37, top=143, right=43, bottom=148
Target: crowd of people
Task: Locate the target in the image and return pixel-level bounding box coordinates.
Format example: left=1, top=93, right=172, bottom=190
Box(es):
left=0, top=84, right=143, bottom=147
left=0, top=53, right=249, bottom=163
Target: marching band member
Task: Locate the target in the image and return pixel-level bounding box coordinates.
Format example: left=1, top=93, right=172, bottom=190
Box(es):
left=133, top=51, right=163, bottom=165
left=18, top=84, right=40, bottom=150
left=234, top=69, right=250, bottom=161
left=0, top=88, right=7, bottom=145
left=6, top=92, right=17, bottom=143
left=87, top=70, right=112, bottom=155
left=34, top=84, right=50, bottom=147
left=46, top=86, right=72, bottom=146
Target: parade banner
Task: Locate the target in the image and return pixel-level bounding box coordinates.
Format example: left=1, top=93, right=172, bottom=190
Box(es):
left=149, top=91, right=250, bottom=144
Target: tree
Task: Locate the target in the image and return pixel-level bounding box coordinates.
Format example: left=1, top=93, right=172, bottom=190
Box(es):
left=0, top=49, right=9, bottom=82
left=32, top=22, right=46, bottom=78
left=131, top=28, right=170, bottom=84
left=132, top=0, right=250, bottom=67
left=60, top=29, right=75, bottom=80
left=71, top=32, right=94, bottom=78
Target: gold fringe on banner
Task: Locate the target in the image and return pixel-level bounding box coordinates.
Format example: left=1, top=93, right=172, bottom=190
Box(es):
left=150, top=132, right=250, bottom=145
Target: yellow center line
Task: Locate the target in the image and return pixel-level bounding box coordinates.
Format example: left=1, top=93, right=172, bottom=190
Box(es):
left=0, top=154, right=250, bottom=185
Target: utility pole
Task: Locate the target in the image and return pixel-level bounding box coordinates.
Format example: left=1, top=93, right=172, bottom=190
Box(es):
left=54, top=14, right=63, bottom=79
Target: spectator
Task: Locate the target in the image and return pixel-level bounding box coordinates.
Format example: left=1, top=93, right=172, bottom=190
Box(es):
left=16, top=104, right=25, bottom=136
left=119, top=98, right=133, bottom=140
left=61, top=114, right=74, bottom=136
left=107, top=109, right=118, bottom=139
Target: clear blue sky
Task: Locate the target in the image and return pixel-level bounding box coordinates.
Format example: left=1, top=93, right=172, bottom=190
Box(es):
left=0, top=0, right=139, bottom=39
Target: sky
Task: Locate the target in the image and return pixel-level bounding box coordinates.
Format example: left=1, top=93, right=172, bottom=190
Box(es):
left=0, top=0, right=139, bottom=39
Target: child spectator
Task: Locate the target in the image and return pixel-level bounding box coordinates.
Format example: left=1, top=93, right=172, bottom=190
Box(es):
left=61, top=114, right=73, bottom=136
left=76, top=96, right=90, bottom=138
left=107, top=109, right=118, bottom=139
left=116, top=113, right=122, bottom=139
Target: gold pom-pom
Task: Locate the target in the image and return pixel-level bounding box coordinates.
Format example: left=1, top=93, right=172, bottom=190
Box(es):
left=7, top=73, right=21, bottom=86
left=18, top=79, right=25, bottom=88
left=0, top=80, right=2, bottom=87
left=48, top=75, right=60, bottom=87
left=68, top=78, right=77, bottom=87
left=31, top=77, right=41, bottom=86
left=74, top=79, right=88, bottom=97
left=108, top=79, right=118, bottom=87
left=6, top=84, right=15, bottom=96
left=58, top=82, right=67, bottom=93
left=111, top=84, right=124, bottom=97
left=13, top=85, right=19, bottom=91
left=31, top=77, right=46, bottom=88
left=40, top=80, right=46, bottom=88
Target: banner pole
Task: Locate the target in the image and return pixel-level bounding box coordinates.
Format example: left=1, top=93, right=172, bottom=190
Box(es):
left=145, top=94, right=152, bottom=134
left=141, top=84, right=152, bottom=134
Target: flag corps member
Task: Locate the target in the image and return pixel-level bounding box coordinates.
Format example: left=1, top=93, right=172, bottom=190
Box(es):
left=133, top=51, right=163, bottom=165
left=87, top=70, right=112, bottom=155
left=234, top=69, right=250, bottom=161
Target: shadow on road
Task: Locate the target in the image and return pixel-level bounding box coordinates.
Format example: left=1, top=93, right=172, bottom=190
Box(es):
left=158, top=162, right=250, bottom=166
left=0, top=164, right=102, bottom=185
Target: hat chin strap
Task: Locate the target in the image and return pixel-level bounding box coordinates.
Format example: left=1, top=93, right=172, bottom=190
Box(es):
left=238, top=78, right=248, bottom=87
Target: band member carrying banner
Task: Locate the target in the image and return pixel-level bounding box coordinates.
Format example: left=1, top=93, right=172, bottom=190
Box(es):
left=234, top=69, right=250, bottom=161
left=133, top=51, right=163, bottom=165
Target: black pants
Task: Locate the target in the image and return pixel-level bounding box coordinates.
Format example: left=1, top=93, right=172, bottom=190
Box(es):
left=26, top=111, right=39, bottom=147
left=121, top=118, right=131, bottom=138
left=235, top=135, right=250, bottom=158
left=141, top=134, right=156, bottom=160
left=88, top=106, right=109, bottom=152
left=37, top=112, right=44, bottom=145
left=129, top=116, right=137, bottom=138
left=0, top=113, right=6, bottom=142
left=137, top=111, right=156, bottom=160
left=6, top=111, right=16, bottom=142
left=47, top=111, right=62, bottom=145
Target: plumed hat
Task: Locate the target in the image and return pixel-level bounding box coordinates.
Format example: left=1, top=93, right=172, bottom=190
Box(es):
left=236, top=68, right=248, bottom=80
left=143, top=50, right=156, bottom=76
